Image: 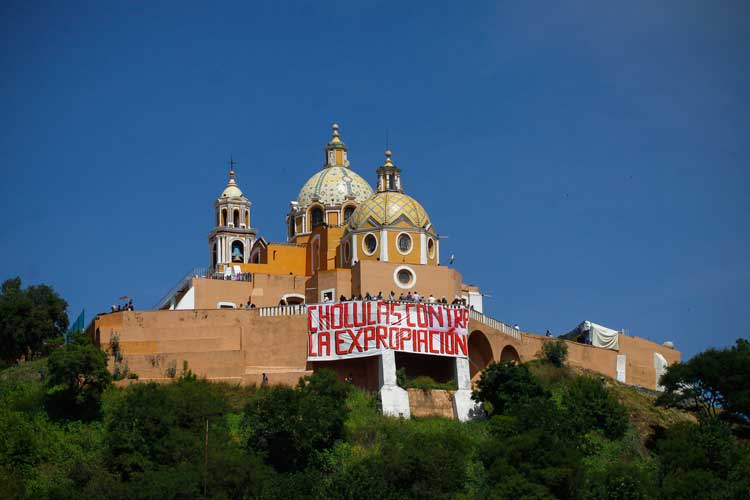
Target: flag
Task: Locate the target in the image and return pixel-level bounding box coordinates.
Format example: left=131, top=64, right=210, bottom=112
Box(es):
left=65, top=309, right=85, bottom=344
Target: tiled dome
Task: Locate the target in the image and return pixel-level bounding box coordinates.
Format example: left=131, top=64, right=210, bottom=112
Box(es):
left=297, top=166, right=373, bottom=208
left=348, top=191, right=430, bottom=230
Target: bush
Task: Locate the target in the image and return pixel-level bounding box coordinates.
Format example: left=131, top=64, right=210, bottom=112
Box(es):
left=542, top=339, right=569, bottom=368
left=472, top=361, right=549, bottom=416
left=244, top=369, right=350, bottom=472
left=562, top=376, right=629, bottom=440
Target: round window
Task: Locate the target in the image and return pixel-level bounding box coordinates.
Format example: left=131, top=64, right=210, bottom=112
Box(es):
left=397, top=233, right=412, bottom=253
left=364, top=233, right=377, bottom=255
left=427, top=238, right=435, bottom=258
left=397, top=269, right=412, bottom=284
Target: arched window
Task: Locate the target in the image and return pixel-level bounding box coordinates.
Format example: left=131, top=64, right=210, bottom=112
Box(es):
left=245, top=210, right=249, bottom=227
left=212, top=242, right=218, bottom=268
left=311, top=207, right=324, bottom=228
left=231, top=241, right=244, bottom=262
left=233, top=209, right=240, bottom=227
left=221, top=209, right=227, bottom=226
left=427, top=238, right=435, bottom=258
left=343, top=205, right=355, bottom=223
left=288, top=218, right=295, bottom=238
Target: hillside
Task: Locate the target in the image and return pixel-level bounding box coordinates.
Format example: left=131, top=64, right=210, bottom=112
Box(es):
left=527, top=361, right=694, bottom=445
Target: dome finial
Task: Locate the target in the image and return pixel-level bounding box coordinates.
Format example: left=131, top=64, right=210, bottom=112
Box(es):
left=228, top=156, right=237, bottom=179
left=383, top=149, right=394, bottom=167
left=330, top=123, right=341, bottom=142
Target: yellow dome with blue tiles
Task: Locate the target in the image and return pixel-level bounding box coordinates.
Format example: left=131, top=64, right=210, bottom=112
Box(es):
left=348, top=191, right=431, bottom=230
left=297, top=166, right=374, bottom=208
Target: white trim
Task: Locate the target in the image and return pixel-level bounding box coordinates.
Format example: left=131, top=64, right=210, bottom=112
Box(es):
left=362, top=232, right=378, bottom=256
left=393, top=265, right=417, bottom=289
left=352, top=234, right=358, bottom=263
left=419, top=233, right=427, bottom=264
left=396, top=232, right=413, bottom=256
left=282, top=293, right=305, bottom=304
left=380, top=229, right=389, bottom=261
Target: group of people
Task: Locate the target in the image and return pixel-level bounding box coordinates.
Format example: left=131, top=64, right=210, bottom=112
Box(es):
left=110, top=299, right=134, bottom=312
left=326, top=290, right=467, bottom=306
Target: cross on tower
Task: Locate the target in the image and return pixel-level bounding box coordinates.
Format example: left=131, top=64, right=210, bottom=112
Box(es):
left=229, top=156, right=237, bottom=170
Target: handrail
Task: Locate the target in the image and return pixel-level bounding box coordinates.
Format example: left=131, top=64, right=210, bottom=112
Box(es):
left=154, top=267, right=209, bottom=310
left=258, top=304, right=307, bottom=317
left=469, top=309, right=522, bottom=341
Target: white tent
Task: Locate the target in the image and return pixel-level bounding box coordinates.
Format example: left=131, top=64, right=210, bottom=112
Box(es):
left=562, top=320, right=620, bottom=351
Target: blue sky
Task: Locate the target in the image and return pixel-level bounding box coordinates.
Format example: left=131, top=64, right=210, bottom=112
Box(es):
left=1, top=1, right=747, bottom=359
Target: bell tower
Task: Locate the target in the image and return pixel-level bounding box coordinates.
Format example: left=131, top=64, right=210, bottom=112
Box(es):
left=208, top=159, right=257, bottom=271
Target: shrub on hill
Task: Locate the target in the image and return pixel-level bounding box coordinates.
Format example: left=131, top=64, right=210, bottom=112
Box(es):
left=562, top=376, right=629, bottom=440
left=542, top=339, right=569, bottom=368
left=244, top=368, right=350, bottom=472
left=44, top=336, right=111, bottom=422
left=472, top=361, right=549, bottom=416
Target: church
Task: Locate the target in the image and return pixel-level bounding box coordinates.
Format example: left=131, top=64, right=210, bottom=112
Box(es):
left=87, top=124, right=680, bottom=420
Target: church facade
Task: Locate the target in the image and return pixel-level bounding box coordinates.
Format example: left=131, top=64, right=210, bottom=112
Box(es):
left=88, top=124, right=680, bottom=420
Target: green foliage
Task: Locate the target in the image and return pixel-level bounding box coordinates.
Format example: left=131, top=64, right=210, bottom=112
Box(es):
left=542, top=339, right=569, bottom=368
left=2, top=338, right=749, bottom=499
left=657, top=338, right=750, bottom=427
left=652, top=418, right=750, bottom=499
left=472, top=361, right=549, bottom=415
left=0, top=277, right=68, bottom=363
left=45, top=340, right=112, bottom=421
left=562, top=376, right=629, bottom=440
left=244, top=368, right=350, bottom=472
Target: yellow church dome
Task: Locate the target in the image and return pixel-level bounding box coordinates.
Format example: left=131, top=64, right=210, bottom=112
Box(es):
left=297, top=166, right=373, bottom=208
left=348, top=191, right=431, bottom=230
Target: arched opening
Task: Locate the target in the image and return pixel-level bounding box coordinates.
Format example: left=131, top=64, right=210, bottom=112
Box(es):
left=233, top=209, right=240, bottom=227
left=288, top=218, right=295, bottom=238
left=231, top=241, right=244, bottom=262
left=310, top=207, right=324, bottom=228
left=468, top=330, right=494, bottom=380
left=283, top=294, right=305, bottom=305
left=343, top=205, right=355, bottom=223
left=221, top=209, right=227, bottom=226
left=245, top=210, right=249, bottom=227
left=212, top=242, right=218, bottom=268
left=500, top=345, right=520, bottom=363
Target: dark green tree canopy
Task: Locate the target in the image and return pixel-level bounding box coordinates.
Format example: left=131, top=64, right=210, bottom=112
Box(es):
left=45, top=339, right=112, bottom=421
left=657, top=338, right=750, bottom=426
left=472, top=361, right=550, bottom=416
left=0, top=277, right=68, bottom=364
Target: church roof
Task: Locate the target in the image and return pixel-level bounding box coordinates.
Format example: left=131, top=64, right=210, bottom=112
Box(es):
left=297, top=168, right=373, bottom=208
left=348, top=191, right=430, bottom=230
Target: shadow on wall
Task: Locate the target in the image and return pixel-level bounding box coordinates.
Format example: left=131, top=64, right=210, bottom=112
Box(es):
left=468, top=330, right=494, bottom=380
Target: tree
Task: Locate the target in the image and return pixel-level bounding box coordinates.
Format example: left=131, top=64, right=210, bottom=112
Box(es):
left=0, top=277, right=68, bottom=364
left=244, top=369, right=350, bottom=472
left=45, top=339, right=112, bottom=421
left=541, top=339, right=569, bottom=368
left=472, top=361, right=549, bottom=416
left=657, top=339, right=750, bottom=426
left=562, top=376, right=629, bottom=440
